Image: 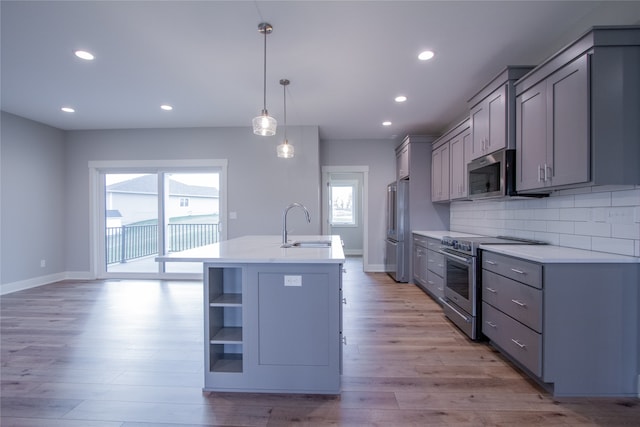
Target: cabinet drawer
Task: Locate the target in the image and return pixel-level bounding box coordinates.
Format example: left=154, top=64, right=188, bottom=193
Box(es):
left=481, top=251, right=542, bottom=288
left=482, top=270, right=542, bottom=332
left=426, top=249, right=445, bottom=277
left=482, top=302, right=542, bottom=377
left=426, top=237, right=440, bottom=251
left=425, top=269, right=444, bottom=301
left=413, top=235, right=428, bottom=247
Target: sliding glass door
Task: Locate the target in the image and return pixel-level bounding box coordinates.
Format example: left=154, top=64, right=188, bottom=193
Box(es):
left=93, top=162, right=226, bottom=278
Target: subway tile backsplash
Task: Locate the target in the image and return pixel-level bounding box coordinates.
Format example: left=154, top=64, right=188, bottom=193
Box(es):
left=450, top=185, right=640, bottom=257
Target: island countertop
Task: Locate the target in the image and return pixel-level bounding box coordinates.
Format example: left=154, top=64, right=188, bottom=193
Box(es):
left=156, top=235, right=345, bottom=264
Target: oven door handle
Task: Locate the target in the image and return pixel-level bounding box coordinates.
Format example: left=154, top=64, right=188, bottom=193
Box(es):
left=441, top=298, right=471, bottom=322
left=438, top=250, right=472, bottom=264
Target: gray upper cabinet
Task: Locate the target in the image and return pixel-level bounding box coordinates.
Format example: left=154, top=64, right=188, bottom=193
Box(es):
left=517, top=56, right=589, bottom=191
left=396, top=140, right=410, bottom=180
left=516, top=26, right=640, bottom=193
left=469, top=85, right=505, bottom=159
left=468, top=67, right=533, bottom=162
left=449, top=123, right=471, bottom=200
left=431, top=141, right=450, bottom=202
left=431, top=119, right=469, bottom=202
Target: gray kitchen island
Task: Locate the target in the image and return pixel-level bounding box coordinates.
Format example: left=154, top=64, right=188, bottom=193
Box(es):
left=158, top=235, right=345, bottom=394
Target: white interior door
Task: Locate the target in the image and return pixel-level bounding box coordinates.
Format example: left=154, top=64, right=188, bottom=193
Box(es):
left=321, top=166, right=368, bottom=260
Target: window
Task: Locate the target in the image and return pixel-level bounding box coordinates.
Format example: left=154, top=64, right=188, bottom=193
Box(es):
left=330, top=180, right=358, bottom=226
left=90, top=159, right=228, bottom=279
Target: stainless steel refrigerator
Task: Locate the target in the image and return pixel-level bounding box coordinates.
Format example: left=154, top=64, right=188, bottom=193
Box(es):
left=385, top=179, right=409, bottom=282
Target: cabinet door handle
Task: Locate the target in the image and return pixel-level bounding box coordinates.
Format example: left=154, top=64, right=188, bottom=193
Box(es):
left=538, top=164, right=544, bottom=182
left=437, top=286, right=443, bottom=292
left=511, top=299, right=527, bottom=307
left=427, top=280, right=435, bottom=285
left=510, top=268, right=526, bottom=275
left=342, top=297, right=347, bottom=305
left=511, top=339, right=526, bottom=349
left=545, top=164, right=552, bottom=182
left=485, top=260, right=497, bottom=265
left=485, top=287, right=497, bottom=293
left=486, top=321, right=497, bottom=328
left=342, top=336, right=348, bottom=345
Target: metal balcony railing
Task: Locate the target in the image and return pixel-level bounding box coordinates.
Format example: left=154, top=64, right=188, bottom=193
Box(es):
left=106, top=223, right=220, bottom=265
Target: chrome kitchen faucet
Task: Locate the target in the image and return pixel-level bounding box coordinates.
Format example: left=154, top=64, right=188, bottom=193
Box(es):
left=282, top=202, right=311, bottom=244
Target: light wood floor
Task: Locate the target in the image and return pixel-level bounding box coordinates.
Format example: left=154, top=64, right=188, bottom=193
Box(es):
left=1, top=257, right=638, bottom=426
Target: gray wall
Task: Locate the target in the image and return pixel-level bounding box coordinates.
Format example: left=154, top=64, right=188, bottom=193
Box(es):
left=1, top=112, right=66, bottom=285
left=320, top=138, right=396, bottom=270
left=1, top=111, right=323, bottom=289
left=64, top=126, right=321, bottom=274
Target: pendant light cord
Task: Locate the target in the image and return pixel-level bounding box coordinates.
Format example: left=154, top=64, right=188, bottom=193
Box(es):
left=262, top=28, right=267, bottom=112
left=283, top=83, right=287, bottom=141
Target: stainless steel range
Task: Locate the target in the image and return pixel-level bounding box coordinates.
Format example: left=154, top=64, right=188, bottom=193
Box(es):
left=438, top=235, right=545, bottom=340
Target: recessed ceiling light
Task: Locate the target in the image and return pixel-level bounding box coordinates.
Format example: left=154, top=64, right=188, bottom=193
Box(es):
left=160, top=104, right=173, bottom=111
left=418, top=50, right=435, bottom=61
left=395, top=95, right=407, bottom=103
left=74, top=50, right=95, bottom=61
left=61, top=107, right=75, bottom=113
left=382, top=121, right=392, bottom=126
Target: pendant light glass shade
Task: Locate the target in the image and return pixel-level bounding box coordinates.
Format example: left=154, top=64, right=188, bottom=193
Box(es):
left=277, top=79, right=294, bottom=158
left=253, top=23, right=277, bottom=136
left=277, top=140, right=294, bottom=158
left=253, top=111, right=277, bottom=136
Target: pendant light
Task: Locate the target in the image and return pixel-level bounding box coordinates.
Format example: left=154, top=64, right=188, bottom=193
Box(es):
left=252, top=22, right=277, bottom=136
left=277, top=79, right=294, bottom=158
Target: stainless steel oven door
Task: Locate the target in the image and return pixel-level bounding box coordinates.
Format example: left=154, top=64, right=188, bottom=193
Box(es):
left=440, top=249, right=476, bottom=315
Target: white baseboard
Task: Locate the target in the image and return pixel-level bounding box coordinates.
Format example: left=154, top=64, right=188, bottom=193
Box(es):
left=1, top=271, right=94, bottom=295
left=364, top=263, right=386, bottom=273
left=344, top=249, right=363, bottom=256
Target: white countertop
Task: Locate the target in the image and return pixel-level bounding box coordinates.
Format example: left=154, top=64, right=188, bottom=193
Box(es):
left=156, top=235, right=345, bottom=264
left=412, top=230, right=483, bottom=240
left=480, top=244, right=640, bottom=264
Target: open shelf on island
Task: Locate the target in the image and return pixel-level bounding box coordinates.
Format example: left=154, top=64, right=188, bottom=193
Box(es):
left=210, top=293, right=242, bottom=306
left=210, top=326, right=242, bottom=343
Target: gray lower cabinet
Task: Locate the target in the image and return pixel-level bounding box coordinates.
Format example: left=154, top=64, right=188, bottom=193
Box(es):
left=481, top=250, right=640, bottom=397
left=204, top=262, right=342, bottom=394
left=413, top=234, right=444, bottom=303
left=412, top=235, right=428, bottom=288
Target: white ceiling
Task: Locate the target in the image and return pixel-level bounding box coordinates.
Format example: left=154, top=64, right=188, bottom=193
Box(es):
left=2, top=1, right=640, bottom=141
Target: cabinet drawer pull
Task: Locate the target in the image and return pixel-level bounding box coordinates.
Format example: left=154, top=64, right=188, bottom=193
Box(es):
left=511, top=299, right=527, bottom=307
left=511, top=339, right=526, bottom=349
left=427, top=280, right=435, bottom=285
left=485, top=287, right=497, bottom=293
left=437, top=287, right=443, bottom=291
left=485, top=260, right=497, bottom=265
left=486, top=321, right=497, bottom=328
left=510, top=268, right=526, bottom=275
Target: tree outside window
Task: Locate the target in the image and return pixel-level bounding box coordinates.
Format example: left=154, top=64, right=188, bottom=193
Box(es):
left=330, top=180, right=357, bottom=226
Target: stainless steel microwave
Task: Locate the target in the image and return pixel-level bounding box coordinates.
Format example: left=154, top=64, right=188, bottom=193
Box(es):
left=467, top=149, right=517, bottom=199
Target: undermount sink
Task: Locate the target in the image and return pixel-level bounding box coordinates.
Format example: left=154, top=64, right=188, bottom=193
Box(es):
left=281, top=240, right=332, bottom=248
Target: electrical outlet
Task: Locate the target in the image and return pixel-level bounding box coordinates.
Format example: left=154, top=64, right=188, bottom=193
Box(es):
left=40, top=259, right=46, bottom=268
left=284, top=275, right=302, bottom=287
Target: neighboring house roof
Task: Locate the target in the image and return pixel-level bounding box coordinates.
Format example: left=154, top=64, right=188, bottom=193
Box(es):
left=106, top=209, right=122, bottom=218
left=107, top=175, right=218, bottom=197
